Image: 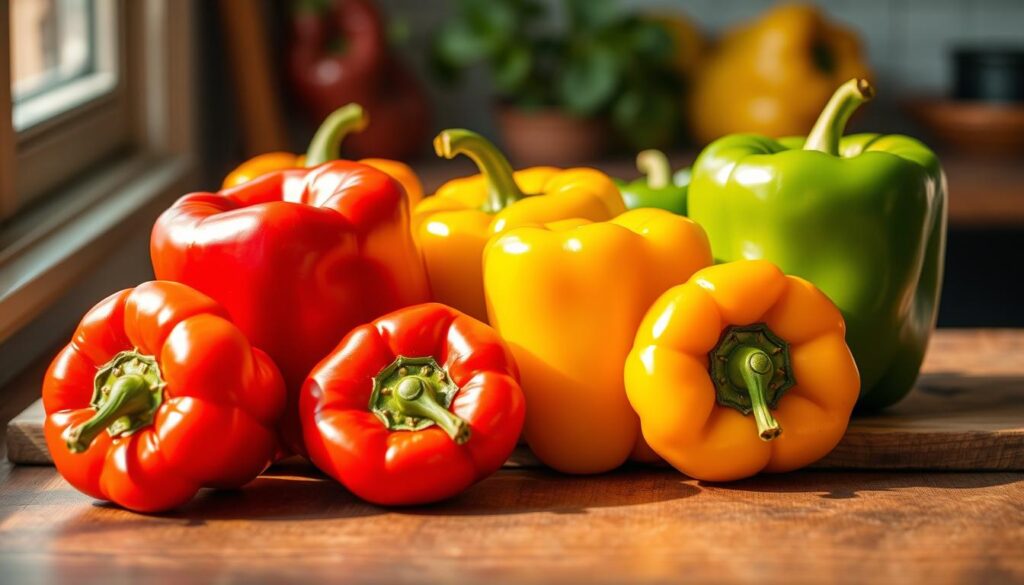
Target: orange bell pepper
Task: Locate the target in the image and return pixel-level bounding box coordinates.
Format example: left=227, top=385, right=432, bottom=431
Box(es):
left=624, top=260, right=860, bottom=481
left=221, top=104, right=424, bottom=206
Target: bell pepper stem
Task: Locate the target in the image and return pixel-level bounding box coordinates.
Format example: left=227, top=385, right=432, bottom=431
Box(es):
left=729, top=347, right=782, bottom=441
left=394, top=377, right=471, bottom=444
left=636, top=150, right=671, bottom=189
left=434, top=129, right=525, bottom=213
left=803, top=78, right=875, bottom=156
left=370, top=356, right=470, bottom=442
left=65, top=374, right=156, bottom=453
left=304, top=103, right=370, bottom=167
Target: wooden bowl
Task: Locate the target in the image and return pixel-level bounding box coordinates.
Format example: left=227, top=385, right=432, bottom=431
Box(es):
left=905, top=99, right=1024, bottom=157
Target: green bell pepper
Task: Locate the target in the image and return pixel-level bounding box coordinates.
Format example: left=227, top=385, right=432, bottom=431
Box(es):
left=615, top=150, right=689, bottom=215
left=688, top=79, right=947, bottom=410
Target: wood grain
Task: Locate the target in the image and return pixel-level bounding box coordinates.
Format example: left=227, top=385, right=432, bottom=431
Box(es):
left=6, top=401, right=44, bottom=465
left=10, top=329, right=1024, bottom=470
left=815, top=329, right=1024, bottom=469
left=0, top=463, right=1021, bottom=584
left=1, top=331, right=1023, bottom=584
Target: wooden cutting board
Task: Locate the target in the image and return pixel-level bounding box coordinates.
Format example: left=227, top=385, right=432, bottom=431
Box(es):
left=8, top=329, right=1024, bottom=470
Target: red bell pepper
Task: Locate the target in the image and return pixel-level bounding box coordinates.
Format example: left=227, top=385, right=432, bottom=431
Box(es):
left=288, top=0, right=385, bottom=115
left=151, top=161, right=430, bottom=454
left=287, top=0, right=430, bottom=159
left=42, top=281, right=285, bottom=513
left=300, top=303, right=525, bottom=505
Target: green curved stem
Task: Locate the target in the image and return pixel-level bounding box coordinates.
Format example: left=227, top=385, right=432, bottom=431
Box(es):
left=65, top=375, right=156, bottom=453
left=803, top=78, right=875, bottom=156
left=433, top=129, right=525, bottom=213
left=636, top=150, right=671, bottom=189
left=304, top=103, right=370, bottom=167
left=728, top=347, right=782, bottom=441
left=370, top=356, right=470, bottom=444
left=393, top=377, right=470, bottom=444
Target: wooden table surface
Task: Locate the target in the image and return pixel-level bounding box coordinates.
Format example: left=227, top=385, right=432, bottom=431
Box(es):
left=1, top=330, right=1023, bottom=584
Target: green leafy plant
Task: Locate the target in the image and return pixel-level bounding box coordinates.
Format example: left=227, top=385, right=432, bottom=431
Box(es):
left=432, top=0, right=684, bottom=149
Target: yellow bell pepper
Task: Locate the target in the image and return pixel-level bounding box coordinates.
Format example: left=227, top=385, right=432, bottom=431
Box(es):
left=414, top=129, right=625, bottom=322
left=221, top=104, right=424, bottom=206
left=624, top=260, right=860, bottom=482
left=688, top=4, right=872, bottom=144
left=484, top=208, right=713, bottom=474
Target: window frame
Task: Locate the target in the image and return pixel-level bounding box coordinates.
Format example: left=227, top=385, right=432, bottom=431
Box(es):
left=0, top=0, right=196, bottom=343
left=0, top=5, right=15, bottom=219
left=5, top=0, right=133, bottom=215
left=12, top=0, right=116, bottom=127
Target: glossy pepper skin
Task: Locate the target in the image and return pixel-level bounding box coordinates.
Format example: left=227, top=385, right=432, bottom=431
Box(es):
left=484, top=208, right=713, bottom=474
left=615, top=150, right=689, bottom=214
left=152, top=161, right=430, bottom=454
left=301, top=303, right=525, bottom=506
left=625, top=260, right=859, bottom=481
left=43, top=281, right=285, bottom=512
left=689, top=4, right=871, bottom=144
left=689, top=79, right=946, bottom=410
left=414, top=129, right=625, bottom=322
left=222, top=104, right=424, bottom=207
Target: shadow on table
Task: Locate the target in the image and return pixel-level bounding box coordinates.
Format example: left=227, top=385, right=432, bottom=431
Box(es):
left=405, top=465, right=700, bottom=517
left=165, top=472, right=382, bottom=523
left=859, top=371, right=1024, bottom=418
left=53, top=465, right=384, bottom=530
left=48, top=467, right=698, bottom=532
left=700, top=469, right=1023, bottom=500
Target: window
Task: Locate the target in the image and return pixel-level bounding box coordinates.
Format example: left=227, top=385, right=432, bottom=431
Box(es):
left=0, top=0, right=194, bottom=344
left=11, top=0, right=118, bottom=131
left=2, top=0, right=129, bottom=218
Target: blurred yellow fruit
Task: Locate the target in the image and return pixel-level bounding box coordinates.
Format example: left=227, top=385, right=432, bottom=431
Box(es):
left=689, top=3, right=872, bottom=145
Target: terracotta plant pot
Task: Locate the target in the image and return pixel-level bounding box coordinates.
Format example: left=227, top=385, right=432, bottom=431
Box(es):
left=495, top=106, right=609, bottom=167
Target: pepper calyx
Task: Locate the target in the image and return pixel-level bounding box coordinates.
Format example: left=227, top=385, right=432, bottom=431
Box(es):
left=708, top=324, right=795, bottom=441
left=64, top=350, right=165, bottom=453
left=369, top=356, right=470, bottom=444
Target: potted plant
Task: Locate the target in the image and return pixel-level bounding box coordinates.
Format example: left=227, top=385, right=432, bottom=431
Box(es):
left=431, top=0, right=684, bottom=166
